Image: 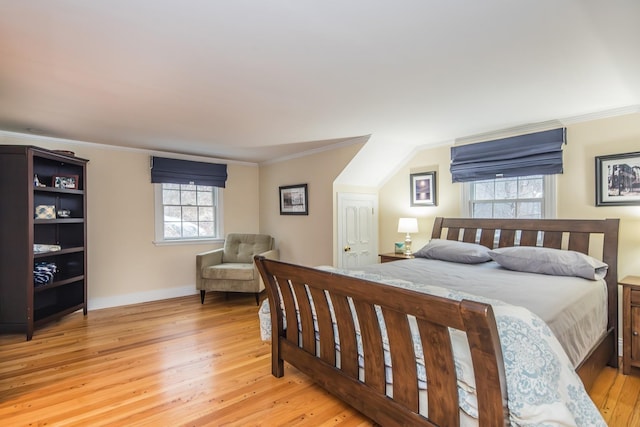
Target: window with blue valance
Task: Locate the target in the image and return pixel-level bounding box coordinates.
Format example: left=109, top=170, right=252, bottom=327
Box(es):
left=150, top=156, right=228, bottom=187
left=450, top=128, right=566, bottom=183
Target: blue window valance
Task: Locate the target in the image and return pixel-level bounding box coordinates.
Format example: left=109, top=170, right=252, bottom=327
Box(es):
left=450, top=128, right=566, bottom=183
left=150, top=156, right=228, bottom=187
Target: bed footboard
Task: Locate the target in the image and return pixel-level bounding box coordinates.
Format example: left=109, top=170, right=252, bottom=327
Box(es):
left=254, top=256, right=509, bottom=426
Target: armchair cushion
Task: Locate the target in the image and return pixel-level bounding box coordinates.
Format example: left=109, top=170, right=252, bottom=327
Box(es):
left=223, top=233, right=273, bottom=263
left=202, top=263, right=256, bottom=281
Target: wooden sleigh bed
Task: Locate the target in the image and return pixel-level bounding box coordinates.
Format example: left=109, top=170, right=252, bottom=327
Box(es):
left=254, top=217, right=619, bottom=426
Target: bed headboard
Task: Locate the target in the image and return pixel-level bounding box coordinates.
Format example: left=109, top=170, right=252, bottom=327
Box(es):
left=431, top=217, right=620, bottom=348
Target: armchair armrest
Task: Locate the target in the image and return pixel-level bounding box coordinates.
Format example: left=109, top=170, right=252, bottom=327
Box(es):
left=259, top=248, right=279, bottom=261
left=196, top=248, right=224, bottom=272
left=196, top=248, right=224, bottom=289
left=253, top=249, right=279, bottom=291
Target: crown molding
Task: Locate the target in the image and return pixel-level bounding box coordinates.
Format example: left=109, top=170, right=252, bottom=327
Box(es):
left=454, top=104, right=640, bottom=146
left=0, top=129, right=258, bottom=167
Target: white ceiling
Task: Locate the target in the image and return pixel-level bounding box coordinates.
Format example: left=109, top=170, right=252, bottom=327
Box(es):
left=0, top=1, right=639, bottom=164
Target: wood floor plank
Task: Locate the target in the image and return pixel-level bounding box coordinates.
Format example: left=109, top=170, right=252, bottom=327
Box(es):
left=0, top=293, right=636, bottom=426
left=608, top=374, right=640, bottom=427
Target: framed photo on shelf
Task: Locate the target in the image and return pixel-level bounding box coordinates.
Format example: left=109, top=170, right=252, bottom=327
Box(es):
left=595, top=151, right=640, bottom=206
left=53, top=174, right=79, bottom=190
left=279, top=183, right=308, bottom=215
left=410, top=171, right=437, bottom=206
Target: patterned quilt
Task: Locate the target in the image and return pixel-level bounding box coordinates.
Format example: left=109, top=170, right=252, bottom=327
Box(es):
left=258, top=267, right=606, bottom=426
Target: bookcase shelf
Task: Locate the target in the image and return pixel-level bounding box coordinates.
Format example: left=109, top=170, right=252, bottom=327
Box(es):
left=0, top=145, right=89, bottom=340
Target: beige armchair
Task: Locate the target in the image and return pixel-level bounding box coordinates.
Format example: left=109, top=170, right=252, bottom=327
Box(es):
left=196, top=233, right=279, bottom=305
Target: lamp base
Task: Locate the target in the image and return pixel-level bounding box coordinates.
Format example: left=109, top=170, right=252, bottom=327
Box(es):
left=404, top=233, right=412, bottom=255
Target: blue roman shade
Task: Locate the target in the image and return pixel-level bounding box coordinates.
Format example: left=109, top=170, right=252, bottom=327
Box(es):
left=150, top=156, right=228, bottom=187
left=450, top=128, right=566, bottom=183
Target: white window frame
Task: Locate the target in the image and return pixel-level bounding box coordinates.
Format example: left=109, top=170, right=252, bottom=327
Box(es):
left=153, top=183, right=224, bottom=245
left=461, top=174, right=556, bottom=219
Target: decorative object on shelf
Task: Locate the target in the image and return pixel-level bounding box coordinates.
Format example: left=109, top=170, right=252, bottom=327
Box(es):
left=410, top=171, right=437, bottom=206
left=279, top=183, right=308, bottom=215
left=35, top=205, right=56, bottom=219
left=394, top=242, right=405, bottom=254
left=33, top=262, right=57, bottom=286
left=397, top=217, right=419, bottom=255
left=53, top=174, right=79, bottom=189
left=33, top=174, right=46, bottom=187
left=57, top=209, right=71, bottom=218
left=53, top=150, right=75, bottom=157
left=33, top=244, right=62, bottom=254
left=595, top=151, right=640, bottom=206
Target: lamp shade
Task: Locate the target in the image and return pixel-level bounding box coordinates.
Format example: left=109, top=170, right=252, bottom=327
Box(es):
left=397, top=217, right=419, bottom=233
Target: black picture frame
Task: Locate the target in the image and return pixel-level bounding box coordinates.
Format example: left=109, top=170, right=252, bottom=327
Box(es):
left=279, top=183, right=308, bottom=215
left=410, top=172, right=437, bottom=206
left=595, top=151, right=640, bottom=206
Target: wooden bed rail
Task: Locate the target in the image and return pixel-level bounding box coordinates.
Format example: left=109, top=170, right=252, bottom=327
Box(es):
left=255, top=256, right=510, bottom=426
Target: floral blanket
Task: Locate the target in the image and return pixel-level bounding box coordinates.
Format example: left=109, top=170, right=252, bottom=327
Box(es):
left=258, top=267, right=606, bottom=426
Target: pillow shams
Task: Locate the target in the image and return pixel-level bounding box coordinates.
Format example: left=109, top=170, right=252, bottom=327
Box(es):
left=413, top=239, right=491, bottom=264
left=488, top=246, right=608, bottom=280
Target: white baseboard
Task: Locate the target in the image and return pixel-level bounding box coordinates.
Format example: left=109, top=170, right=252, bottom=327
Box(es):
left=619, top=337, right=623, bottom=357
left=88, top=285, right=198, bottom=311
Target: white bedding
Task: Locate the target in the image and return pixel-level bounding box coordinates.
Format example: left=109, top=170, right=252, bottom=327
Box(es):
left=353, top=258, right=608, bottom=367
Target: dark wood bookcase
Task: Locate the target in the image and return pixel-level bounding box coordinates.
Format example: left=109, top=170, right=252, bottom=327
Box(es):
left=0, top=145, right=88, bottom=340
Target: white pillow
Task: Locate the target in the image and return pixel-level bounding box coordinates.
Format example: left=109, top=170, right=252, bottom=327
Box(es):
left=413, top=239, right=491, bottom=264
left=488, top=246, right=608, bottom=280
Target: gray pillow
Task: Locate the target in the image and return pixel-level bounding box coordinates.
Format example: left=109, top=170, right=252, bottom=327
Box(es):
left=488, top=246, right=608, bottom=280
left=413, top=239, right=491, bottom=264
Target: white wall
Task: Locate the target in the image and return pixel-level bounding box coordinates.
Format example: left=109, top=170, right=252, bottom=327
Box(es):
left=6, top=111, right=636, bottom=312
left=259, top=141, right=365, bottom=267
left=0, top=132, right=260, bottom=309
left=377, top=112, right=640, bottom=280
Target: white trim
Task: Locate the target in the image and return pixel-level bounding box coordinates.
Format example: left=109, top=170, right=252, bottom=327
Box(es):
left=260, top=135, right=368, bottom=165
left=153, top=183, right=224, bottom=244
left=461, top=180, right=472, bottom=217
left=560, top=104, right=640, bottom=125
left=462, top=175, right=555, bottom=219
left=544, top=174, right=557, bottom=219
left=88, top=285, right=198, bottom=310
left=454, top=121, right=565, bottom=146
left=453, top=105, right=640, bottom=147
left=619, top=337, right=624, bottom=358
left=0, top=129, right=258, bottom=167
left=152, top=238, right=224, bottom=246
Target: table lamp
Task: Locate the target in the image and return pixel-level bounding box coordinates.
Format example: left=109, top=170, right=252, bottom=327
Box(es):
left=397, top=217, right=419, bottom=255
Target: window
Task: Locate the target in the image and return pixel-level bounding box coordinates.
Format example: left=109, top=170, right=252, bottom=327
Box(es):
left=463, top=174, right=555, bottom=219
left=154, top=183, right=222, bottom=243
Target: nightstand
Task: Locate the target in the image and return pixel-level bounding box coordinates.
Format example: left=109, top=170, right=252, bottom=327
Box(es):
left=379, top=253, right=414, bottom=263
left=621, top=275, right=640, bottom=375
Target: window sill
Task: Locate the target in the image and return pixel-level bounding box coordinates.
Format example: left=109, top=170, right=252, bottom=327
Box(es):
left=153, top=238, right=224, bottom=246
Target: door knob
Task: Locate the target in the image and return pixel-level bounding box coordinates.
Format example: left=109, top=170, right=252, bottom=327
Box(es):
left=344, top=246, right=351, bottom=252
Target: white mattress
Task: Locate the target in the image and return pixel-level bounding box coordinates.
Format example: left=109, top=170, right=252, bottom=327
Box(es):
left=355, top=257, right=608, bottom=367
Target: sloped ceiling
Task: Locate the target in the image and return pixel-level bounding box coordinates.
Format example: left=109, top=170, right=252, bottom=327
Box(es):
left=0, top=1, right=638, bottom=164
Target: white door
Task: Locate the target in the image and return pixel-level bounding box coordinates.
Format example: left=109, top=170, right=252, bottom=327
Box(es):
left=337, top=193, right=378, bottom=268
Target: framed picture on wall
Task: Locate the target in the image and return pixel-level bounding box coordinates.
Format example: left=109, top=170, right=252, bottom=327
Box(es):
left=410, top=172, right=437, bottom=206
left=596, top=151, right=640, bottom=206
left=279, top=183, right=308, bottom=215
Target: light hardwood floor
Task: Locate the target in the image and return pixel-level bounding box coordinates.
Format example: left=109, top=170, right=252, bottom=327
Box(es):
left=0, top=293, right=637, bottom=426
